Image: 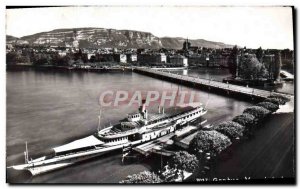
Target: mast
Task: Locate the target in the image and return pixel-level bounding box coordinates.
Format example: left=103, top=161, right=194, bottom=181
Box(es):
left=24, top=142, right=29, bottom=164
left=24, top=152, right=27, bottom=164
left=97, top=108, right=102, bottom=132
left=205, top=92, right=210, bottom=108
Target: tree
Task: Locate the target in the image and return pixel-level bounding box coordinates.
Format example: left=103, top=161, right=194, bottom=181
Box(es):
left=120, top=171, right=162, bottom=184
left=189, top=130, right=232, bottom=155
left=257, top=102, right=279, bottom=112
left=243, top=106, right=271, bottom=120
left=239, top=54, right=268, bottom=80
left=255, top=47, right=263, bottom=63
left=6, top=52, right=18, bottom=64
left=32, top=53, right=50, bottom=66
left=6, top=51, right=30, bottom=65
left=168, top=151, right=199, bottom=173
left=273, top=51, right=282, bottom=81
left=228, top=45, right=238, bottom=77
left=213, top=121, right=245, bottom=140
left=90, top=55, right=96, bottom=63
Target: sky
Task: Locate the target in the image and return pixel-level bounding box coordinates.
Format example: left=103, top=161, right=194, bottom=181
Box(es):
left=6, top=6, right=294, bottom=49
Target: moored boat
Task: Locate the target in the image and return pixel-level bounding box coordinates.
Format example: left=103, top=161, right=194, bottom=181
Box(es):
left=8, top=101, right=207, bottom=176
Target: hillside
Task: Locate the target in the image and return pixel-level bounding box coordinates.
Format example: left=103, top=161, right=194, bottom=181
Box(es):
left=7, top=27, right=236, bottom=49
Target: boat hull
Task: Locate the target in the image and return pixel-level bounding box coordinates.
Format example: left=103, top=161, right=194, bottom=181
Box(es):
left=27, top=152, right=107, bottom=176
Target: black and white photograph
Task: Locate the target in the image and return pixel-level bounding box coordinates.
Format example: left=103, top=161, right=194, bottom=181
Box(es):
left=5, top=5, right=295, bottom=184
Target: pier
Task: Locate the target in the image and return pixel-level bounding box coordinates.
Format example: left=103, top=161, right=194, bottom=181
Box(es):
left=131, top=125, right=203, bottom=157
left=132, top=133, right=175, bottom=157
left=134, top=68, right=293, bottom=101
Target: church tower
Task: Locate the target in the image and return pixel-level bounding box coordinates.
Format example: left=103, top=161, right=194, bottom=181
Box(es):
left=72, top=29, right=79, bottom=49
left=182, top=38, right=191, bottom=50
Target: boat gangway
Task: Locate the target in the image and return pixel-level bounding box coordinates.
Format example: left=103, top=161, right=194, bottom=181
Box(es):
left=134, top=68, right=293, bottom=101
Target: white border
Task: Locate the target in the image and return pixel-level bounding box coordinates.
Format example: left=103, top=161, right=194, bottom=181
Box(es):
left=1, top=0, right=298, bottom=188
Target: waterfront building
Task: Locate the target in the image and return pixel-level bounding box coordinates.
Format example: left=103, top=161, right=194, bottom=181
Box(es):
left=114, top=54, right=127, bottom=63
left=208, top=54, right=228, bottom=67
left=87, top=53, right=96, bottom=60
left=127, top=54, right=138, bottom=63
left=58, top=51, right=67, bottom=57
left=137, top=53, right=167, bottom=64
left=188, top=54, right=206, bottom=66
left=169, top=55, right=188, bottom=67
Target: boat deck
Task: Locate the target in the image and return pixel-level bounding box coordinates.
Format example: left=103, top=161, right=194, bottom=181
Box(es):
left=53, top=135, right=105, bottom=154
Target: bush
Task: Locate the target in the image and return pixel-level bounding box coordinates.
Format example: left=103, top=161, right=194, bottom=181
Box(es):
left=232, top=113, right=256, bottom=128
left=264, top=98, right=282, bottom=106
left=120, top=171, right=162, bottom=184
left=243, top=106, right=271, bottom=120
left=213, top=121, right=245, bottom=140
left=168, top=151, right=199, bottom=173
left=232, top=113, right=256, bottom=136
left=257, top=101, right=279, bottom=112
left=268, top=94, right=290, bottom=104
left=189, top=130, right=232, bottom=155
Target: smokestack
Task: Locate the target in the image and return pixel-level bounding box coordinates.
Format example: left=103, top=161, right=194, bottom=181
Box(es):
left=144, top=110, right=148, bottom=120
left=140, top=99, right=146, bottom=112
left=142, top=100, right=146, bottom=112
left=158, top=106, right=161, bottom=114
left=162, top=107, right=165, bottom=115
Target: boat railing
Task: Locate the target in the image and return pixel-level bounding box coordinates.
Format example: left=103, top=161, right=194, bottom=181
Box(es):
left=100, top=128, right=139, bottom=138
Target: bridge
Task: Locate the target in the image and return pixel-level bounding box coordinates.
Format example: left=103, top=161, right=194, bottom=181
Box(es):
left=134, top=68, right=293, bottom=101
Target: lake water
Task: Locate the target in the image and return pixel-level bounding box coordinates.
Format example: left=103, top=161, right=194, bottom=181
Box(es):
left=6, top=68, right=259, bottom=183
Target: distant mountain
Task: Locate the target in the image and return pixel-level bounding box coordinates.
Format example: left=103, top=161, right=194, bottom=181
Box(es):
left=6, top=35, right=30, bottom=45
left=160, top=37, right=235, bottom=49
left=6, top=27, right=236, bottom=49
left=6, top=35, right=18, bottom=42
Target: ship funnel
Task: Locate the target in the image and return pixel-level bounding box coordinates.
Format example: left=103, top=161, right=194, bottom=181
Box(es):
left=140, top=99, right=146, bottom=113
